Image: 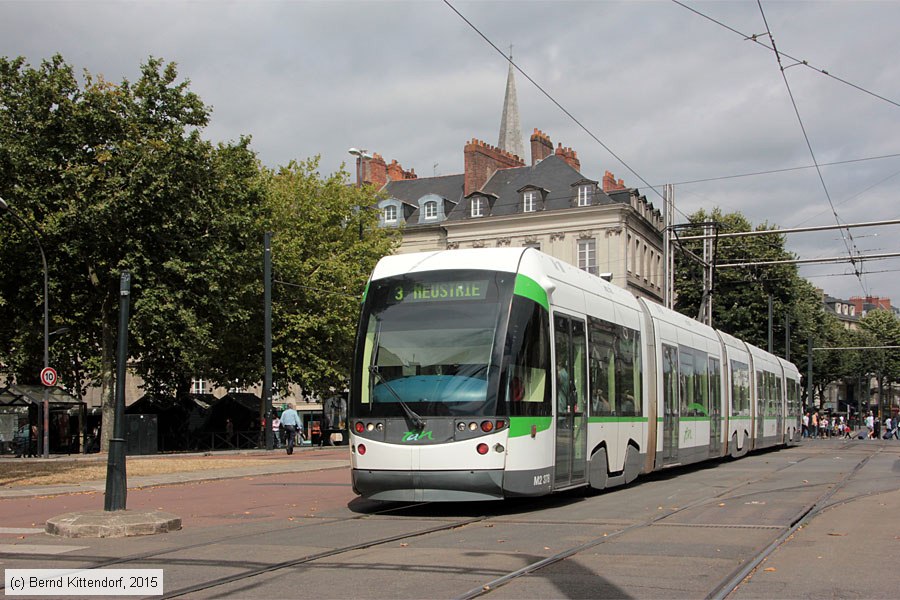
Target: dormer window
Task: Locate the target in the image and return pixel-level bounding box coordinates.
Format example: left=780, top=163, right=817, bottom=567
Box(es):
left=577, top=185, right=592, bottom=206
left=471, top=197, right=484, bottom=218
left=423, top=200, right=438, bottom=220
left=523, top=190, right=536, bottom=213
left=383, top=205, right=397, bottom=224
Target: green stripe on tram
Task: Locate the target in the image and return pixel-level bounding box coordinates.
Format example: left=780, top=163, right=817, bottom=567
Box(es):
left=509, top=416, right=553, bottom=437
left=588, top=416, right=648, bottom=423
left=514, top=274, right=548, bottom=311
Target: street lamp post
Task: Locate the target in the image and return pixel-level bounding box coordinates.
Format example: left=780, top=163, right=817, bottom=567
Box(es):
left=348, top=148, right=373, bottom=239
left=0, top=196, right=51, bottom=458
left=347, top=147, right=371, bottom=188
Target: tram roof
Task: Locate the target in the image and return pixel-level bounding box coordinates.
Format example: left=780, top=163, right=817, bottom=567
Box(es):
left=371, top=248, right=531, bottom=279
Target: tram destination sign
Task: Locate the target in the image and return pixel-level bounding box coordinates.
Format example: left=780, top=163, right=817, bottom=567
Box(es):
left=393, top=279, right=489, bottom=303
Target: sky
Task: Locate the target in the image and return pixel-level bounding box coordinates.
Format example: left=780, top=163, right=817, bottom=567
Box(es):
left=2, top=0, right=899, bottom=306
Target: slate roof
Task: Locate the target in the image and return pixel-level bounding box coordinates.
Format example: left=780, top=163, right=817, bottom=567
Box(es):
left=451, top=155, right=616, bottom=221
left=380, top=155, right=643, bottom=227
left=381, top=173, right=464, bottom=225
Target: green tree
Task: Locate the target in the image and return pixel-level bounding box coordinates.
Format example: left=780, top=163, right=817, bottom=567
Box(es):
left=0, top=55, right=262, bottom=447
left=858, top=308, right=900, bottom=419
left=260, top=158, right=399, bottom=395
left=674, top=208, right=800, bottom=350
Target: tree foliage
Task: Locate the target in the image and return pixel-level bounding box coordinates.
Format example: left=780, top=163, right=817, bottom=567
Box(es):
left=0, top=55, right=265, bottom=444
left=674, top=208, right=803, bottom=351
left=1, top=54, right=399, bottom=442
left=260, top=158, right=399, bottom=394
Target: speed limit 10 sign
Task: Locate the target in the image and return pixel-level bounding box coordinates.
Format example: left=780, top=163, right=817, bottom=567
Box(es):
left=40, top=367, right=58, bottom=387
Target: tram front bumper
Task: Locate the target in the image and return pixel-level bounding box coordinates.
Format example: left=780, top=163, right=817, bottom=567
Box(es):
left=351, top=468, right=505, bottom=502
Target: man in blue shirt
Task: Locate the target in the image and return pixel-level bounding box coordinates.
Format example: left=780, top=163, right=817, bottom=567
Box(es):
left=280, top=403, right=302, bottom=455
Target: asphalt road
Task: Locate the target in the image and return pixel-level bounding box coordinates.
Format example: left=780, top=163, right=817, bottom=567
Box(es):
left=1, top=440, right=898, bottom=599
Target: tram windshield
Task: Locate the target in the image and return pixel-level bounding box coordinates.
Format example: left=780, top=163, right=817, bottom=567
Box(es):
left=353, top=270, right=514, bottom=417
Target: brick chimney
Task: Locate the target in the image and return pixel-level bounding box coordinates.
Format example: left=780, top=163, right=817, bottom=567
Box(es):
left=602, top=170, right=626, bottom=192
left=464, top=138, right=525, bottom=196
left=362, top=153, right=387, bottom=188
left=530, top=128, right=553, bottom=165
left=554, top=143, right=580, bottom=172
left=386, top=159, right=417, bottom=182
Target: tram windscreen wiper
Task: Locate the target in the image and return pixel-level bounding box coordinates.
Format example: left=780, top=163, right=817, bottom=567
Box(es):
left=368, top=365, right=427, bottom=431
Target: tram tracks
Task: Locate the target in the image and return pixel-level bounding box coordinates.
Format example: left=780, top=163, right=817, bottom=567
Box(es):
left=454, top=444, right=882, bottom=600
left=155, top=446, right=831, bottom=599
left=1, top=442, right=881, bottom=599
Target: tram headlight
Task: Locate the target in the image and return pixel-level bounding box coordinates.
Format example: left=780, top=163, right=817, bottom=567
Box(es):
left=357, top=444, right=366, bottom=455
left=457, top=422, right=466, bottom=432
left=468, top=422, right=478, bottom=431
left=366, top=422, right=375, bottom=432
left=376, top=422, right=384, bottom=431
left=476, top=443, right=489, bottom=455
left=354, top=422, right=364, bottom=434
left=480, top=420, right=494, bottom=433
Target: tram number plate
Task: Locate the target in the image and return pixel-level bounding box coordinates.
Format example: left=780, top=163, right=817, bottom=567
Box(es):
left=533, top=474, right=550, bottom=486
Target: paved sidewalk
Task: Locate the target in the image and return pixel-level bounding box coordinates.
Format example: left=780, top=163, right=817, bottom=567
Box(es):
left=0, top=447, right=351, bottom=499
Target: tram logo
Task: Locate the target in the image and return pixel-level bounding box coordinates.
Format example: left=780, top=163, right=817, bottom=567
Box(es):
left=402, top=430, right=434, bottom=442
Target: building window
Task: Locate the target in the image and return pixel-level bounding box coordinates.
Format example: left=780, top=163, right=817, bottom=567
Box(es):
left=423, top=200, right=438, bottom=220
left=190, top=378, right=206, bottom=395
left=523, top=191, right=536, bottom=213
left=578, top=238, right=597, bottom=275
left=471, top=197, right=484, bottom=218
left=577, top=185, right=592, bottom=207
left=384, top=205, right=397, bottom=223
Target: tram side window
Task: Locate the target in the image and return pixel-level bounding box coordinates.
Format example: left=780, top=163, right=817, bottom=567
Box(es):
left=765, top=371, right=777, bottom=417
left=679, top=349, right=694, bottom=417
left=709, top=357, right=721, bottom=416
left=730, top=360, right=750, bottom=417
left=693, top=350, right=709, bottom=417
left=663, top=344, right=678, bottom=415
left=503, top=296, right=551, bottom=417
left=678, top=347, right=708, bottom=417
left=772, top=372, right=781, bottom=416
left=588, top=317, right=641, bottom=416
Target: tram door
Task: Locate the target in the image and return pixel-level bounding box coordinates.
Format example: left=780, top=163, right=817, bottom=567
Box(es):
left=776, top=377, right=784, bottom=441
left=755, top=372, right=765, bottom=446
left=708, top=357, right=722, bottom=456
left=662, top=345, right=679, bottom=463
left=553, top=314, right=587, bottom=488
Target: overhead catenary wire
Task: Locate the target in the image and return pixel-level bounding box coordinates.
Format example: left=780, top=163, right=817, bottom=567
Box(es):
left=754, top=0, right=867, bottom=296
left=652, top=151, right=900, bottom=188
left=440, top=0, right=690, bottom=218
left=671, top=0, right=900, bottom=110
left=446, top=0, right=893, bottom=300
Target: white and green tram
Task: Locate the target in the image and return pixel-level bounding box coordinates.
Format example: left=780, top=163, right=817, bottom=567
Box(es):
left=349, top=248, right=801, bottom=502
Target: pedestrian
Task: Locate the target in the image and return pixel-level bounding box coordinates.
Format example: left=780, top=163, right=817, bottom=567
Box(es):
left=866, top=411, right=875, bottom=439
left=13, top=422, right=28, bottom=458
left=29, top=424, right=38, bottom=456
left=272, top=415, right=281, bottom=448
left=225, top=418, right=234, bottom=448
left=280, top=403, right=302, bottom=455
left=802, top=412, right=809, bottom=438
left=811, top=412, right=818, bottom=439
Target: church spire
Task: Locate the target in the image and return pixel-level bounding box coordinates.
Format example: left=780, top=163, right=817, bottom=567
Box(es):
left=498, top=50, right=524, bottom=160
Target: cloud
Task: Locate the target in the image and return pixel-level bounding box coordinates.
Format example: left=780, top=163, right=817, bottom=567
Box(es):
left=2, top=0, right=898, bottom=303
